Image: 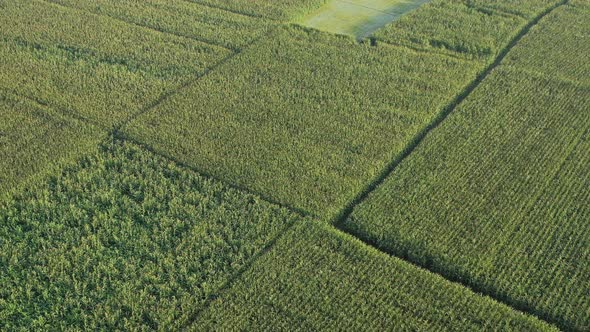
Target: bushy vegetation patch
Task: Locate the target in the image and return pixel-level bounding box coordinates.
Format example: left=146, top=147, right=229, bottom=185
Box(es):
left=0, top=140, right=303, bottom=330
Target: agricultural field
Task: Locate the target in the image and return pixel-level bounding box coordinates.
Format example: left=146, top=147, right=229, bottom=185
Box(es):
left=194, top=220, right=555, bottom=331
left=45, top=0, right=276, bottom=51
left=0, top=0, right=230, bottom=127
left=0, top=91, right=104, bottom=196
left=342, top=3, right=590, bottom=330
left=503, top=0, right=590, bottom=85
left=0, top=0, right=588, bottom=330
left=188, top=0, right=330, bottom=20
left=0, top=140, right=304, bottom=330
left=123, top=25, right=481, bottom=218
left=373, top=0, right=525, bottom=58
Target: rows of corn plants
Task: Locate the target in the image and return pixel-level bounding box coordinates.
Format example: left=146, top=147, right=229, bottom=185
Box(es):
left=0, top=0, right=586, bottom=330
left=193, top=220, right=556, bottom=331
left=188, top=0, right=330, bottom=21
left=46, top=0, right=276, bottom=51
left=503, top=0, right=590, bottom=85
left=123, top=0, right=566, bottom=220
left=341, top=3, right=590, bottom=330
left=123, top=25, right=481, bottom=219
left=0, top=91, right=104, bottom=196
left=0, top=0, right=229, bottom=127
left=373, top=0, right=561, bottom=59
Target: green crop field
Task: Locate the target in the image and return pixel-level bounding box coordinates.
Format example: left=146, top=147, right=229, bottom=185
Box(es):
left=342, top=2, right=590, bottom=330
left=123, top=25, right=481, bottom=218
left=45, top=0, right=277, bottom=51
left=0, top=140, right=304, bottom=330
left=0, top=91, right=105, bottom=196
left=194, top=220, right=555, bottom=331
left=0, top=0, right=230, bottom=127
left=1, top=0, right=587, bottom=330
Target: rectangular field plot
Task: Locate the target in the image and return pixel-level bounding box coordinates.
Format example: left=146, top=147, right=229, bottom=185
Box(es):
left=47, top=0, right=276, bottom=50
left=342, top=65, right=590, bottom=330
left=504, top=2, right=590, bottom=86
left=0, top=0, right=229, bottom=127
left=124, top=26, right=481, bottom=219
left=297, top=0, right=431, bottom=39
left=0, top=140, right=303, bottom=330
left=0, top=91, right=104, bottom=196
left=193, top=220, right=555, bottom=331
left=189, top=0, right=329, bottom=20
left=373, top=0, right=561, bottom=58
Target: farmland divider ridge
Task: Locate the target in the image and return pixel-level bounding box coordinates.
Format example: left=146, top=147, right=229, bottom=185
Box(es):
left=177, top=0, right=276, bottom=21
left=331, top=0, right=570, bottom=329
left=42, top=0, right=234, bottom=52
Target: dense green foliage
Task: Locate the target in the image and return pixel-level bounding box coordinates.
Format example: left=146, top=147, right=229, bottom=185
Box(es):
left=504, top=1, right=590, bottom=85
left=189, top=0, right=329, bottom=20
left=342, top=5, right=590, bottom=329
left=194, top=220, right=555, bottom=331
left=0, top=91, right=104, bottom=196
left=47, top=0, right=276, bottom=50
left=373, top=0, right=561, bottom=58
left=0, top=0, right=229, bottom=127
left=124, top=26, right=480, bottom=218
left=0, top=0, right=587, bottom=330
left=0, top=140, right=303, bottom=330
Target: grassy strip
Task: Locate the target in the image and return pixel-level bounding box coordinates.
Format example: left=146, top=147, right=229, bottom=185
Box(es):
left=192, top=220, right=556, bottom=331
left=296, top=0, right=432, bottom=39
left=0, top=91, right=105, bottom=197
left=46, top=0, right=276, bottom=51
left=123, top=26, right=480, bottom=219
left=0, top=139, right=305, bottom=330
left=0, top=0, right=229, bottom=127
left=342, top=13, right=590, bottom=329
left=373, top=0, right=561, bottom=59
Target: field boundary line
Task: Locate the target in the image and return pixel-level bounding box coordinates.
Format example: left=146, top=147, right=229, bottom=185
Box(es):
left=324, top=226, right=558, bottom=326
left=42, top=0, right=234, bottom=52
left=375, top=39, right=479, bottom=61
left=112, top=133, right=312, bottom=219
left=331, top=0, right=569, bottom=329
left=178, top=0, right=277, bottom=21
left=465, top=3, right=528, bottom=20
left=115, top=27, right=278, bottom=134
left=0, top=87, right=106, bottom=130
left=179, top=217, right=301, bottom=328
